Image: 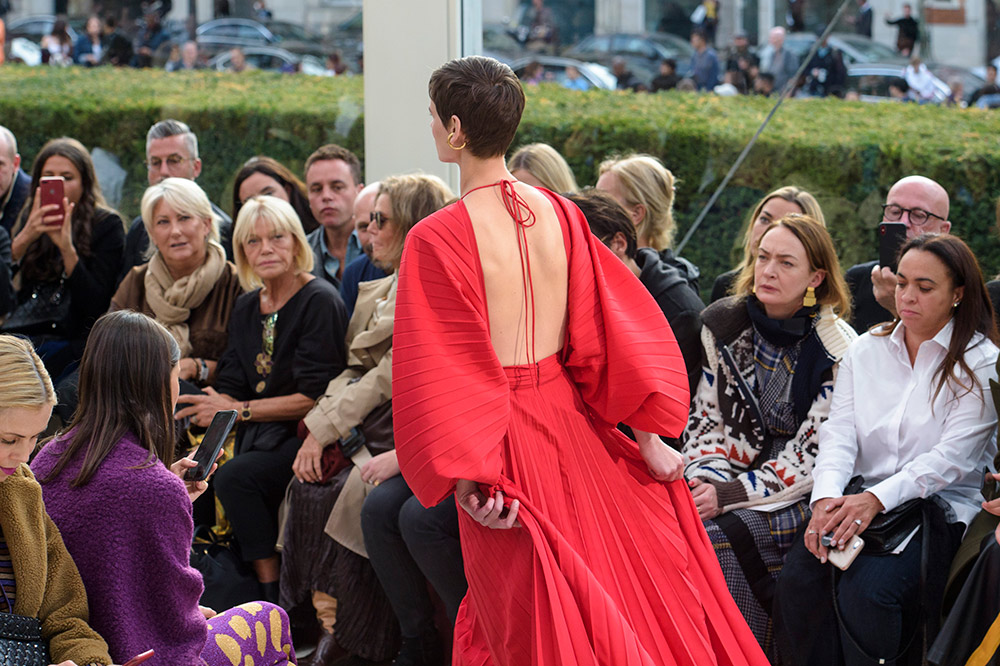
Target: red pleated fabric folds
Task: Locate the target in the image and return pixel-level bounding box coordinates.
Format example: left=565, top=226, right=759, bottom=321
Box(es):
left=392, top=190, right=769, bottom=666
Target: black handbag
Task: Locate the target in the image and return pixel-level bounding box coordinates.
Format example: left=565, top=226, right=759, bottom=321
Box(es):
left=1, top=278, right=72, bottom=338
left=190, top=526, right=261, bottom=612
left=0, top=585, right=50, bottom=666
left=843, top=475, right=926, bottom=554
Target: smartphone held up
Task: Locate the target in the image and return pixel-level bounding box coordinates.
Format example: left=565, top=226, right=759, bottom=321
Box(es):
left=39, top=176, right=66, bottom=225
left=184, top=410, right=238, bottom=482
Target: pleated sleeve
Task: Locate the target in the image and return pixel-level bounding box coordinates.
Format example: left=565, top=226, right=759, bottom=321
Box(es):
left=393, top=204, right=510, bottom=507
left=549, top=192, right=691, bottom=439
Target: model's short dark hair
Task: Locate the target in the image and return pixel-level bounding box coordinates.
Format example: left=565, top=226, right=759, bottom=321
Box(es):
left=304, top=144, right=362, bottom=186
left=567, top=189, right=637, bottom=260
left=429, top=56, right=525, bottom=159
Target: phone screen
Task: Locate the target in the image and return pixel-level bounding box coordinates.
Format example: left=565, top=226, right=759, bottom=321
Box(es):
left=185, top=410, right=238, bottom=481
left=39, top=177, right=65, bottom=224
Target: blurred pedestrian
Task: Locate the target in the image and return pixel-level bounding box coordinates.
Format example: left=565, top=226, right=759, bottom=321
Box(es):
left=854, top=0, right=873, bottom=37
left=759, top=26, right=798, bottom=94
left=651, top=59, right=679, bottom=92
left=688, top=28, right=720, bottom=90
left=74, top=15, right=105, bottom=66
left=611, top=57, right=642, bottom=91
left=41, top=19, right=73, bottom=66
left=886, top=3, right=919, bottom=55
left=167, top=41, right=204, bottom=71
left=970, top=64, right=1000, bottom=108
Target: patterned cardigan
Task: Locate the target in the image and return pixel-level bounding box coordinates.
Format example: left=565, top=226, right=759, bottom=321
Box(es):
left=682, top=296, right=857, bottom=511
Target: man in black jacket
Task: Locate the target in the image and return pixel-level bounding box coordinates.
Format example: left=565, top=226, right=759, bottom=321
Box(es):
left=0, top=126, right=30, bottom=236
left=885, top=3, right=919, bottom=55
left=569, top=190, right=705, bottom=396
left=845, top=175, right=950, bottom=333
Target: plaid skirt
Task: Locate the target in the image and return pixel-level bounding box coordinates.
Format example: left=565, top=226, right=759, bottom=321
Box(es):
left=704, top=499, right=809, bottom=664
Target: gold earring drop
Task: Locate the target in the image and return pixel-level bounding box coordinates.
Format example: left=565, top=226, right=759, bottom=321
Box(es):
left=447, top=131, right=467, bottom=150
left=803, top=286, right=817, bottom=308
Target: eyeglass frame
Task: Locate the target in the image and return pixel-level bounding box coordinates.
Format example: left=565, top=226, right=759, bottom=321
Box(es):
left=881, top=203, right=946, bottom=227
left=144, top=154, right=196, bottom=171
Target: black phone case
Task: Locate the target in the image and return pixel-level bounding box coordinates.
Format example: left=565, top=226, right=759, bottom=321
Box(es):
left=878, top=222, right=907, bottom=273
left=186, top=410, right=238, bottom=481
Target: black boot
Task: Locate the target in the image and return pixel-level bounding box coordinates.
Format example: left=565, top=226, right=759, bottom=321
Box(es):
left=392, top=630, right=443, bottom=666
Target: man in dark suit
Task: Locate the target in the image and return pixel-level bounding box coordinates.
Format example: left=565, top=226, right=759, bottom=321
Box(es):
left=0, top=126, right=30, bottom=236
left=855, top=0, right=874, bottom=37
left=845, top=176, right=951, bottom=333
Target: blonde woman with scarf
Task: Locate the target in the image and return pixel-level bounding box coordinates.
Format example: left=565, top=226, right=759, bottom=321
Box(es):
left=112, top=178, right=242, bottom=392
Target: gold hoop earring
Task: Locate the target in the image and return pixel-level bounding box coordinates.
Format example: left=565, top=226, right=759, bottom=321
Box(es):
left=803, top=286, right=817, bottom=308
left=447, top=131, right=467, bottom=150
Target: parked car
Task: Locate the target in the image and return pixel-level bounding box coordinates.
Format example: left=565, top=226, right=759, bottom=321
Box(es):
left=509, top=56, right=616, bottom=90
left=207, top=45, right=327, bottom=75
left=5, top=15, right=80, bottom=45
left=564, top=32, right=694, bottom=85
left=783, top=32, right=907, bottom=66
left=845, top=62, right=983, bottom=103
left=196, top=18, right=326, bottom=58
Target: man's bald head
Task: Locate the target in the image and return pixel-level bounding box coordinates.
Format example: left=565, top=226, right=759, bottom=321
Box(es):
left=354, top=181, right=381, bottom=257
left=884, top=175, right=950, bottom=238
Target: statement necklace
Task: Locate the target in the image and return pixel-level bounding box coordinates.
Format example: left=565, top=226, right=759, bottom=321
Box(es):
left=254, top=311, right=278, bottom=393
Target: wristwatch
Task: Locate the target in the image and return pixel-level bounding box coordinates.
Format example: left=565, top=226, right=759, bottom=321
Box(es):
left=240, top=400, right=252, bottom=422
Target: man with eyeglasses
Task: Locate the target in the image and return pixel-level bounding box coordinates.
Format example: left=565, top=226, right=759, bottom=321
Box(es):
left=119, top=119, right=233, bottom=283
left=845, top=175, right=951, bottom=333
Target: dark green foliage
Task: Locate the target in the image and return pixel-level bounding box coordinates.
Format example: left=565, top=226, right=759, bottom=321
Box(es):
left=3, top=68, right=998, bottom=299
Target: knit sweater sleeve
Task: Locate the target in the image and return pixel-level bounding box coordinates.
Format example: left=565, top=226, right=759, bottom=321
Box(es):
left=682, top=326, right=738, bottom=483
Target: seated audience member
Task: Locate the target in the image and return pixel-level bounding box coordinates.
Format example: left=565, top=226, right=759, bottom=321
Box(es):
left=122, top=120, right=234, bottom=280
left=131, top=11, right=170, bottom=68
left=711, top=186, right=825, bottom=303
left=569, top=189, right=705, bottom=395
left=5, top=137, right=125, bottom=382
left=0, top=126, right=31, bottom=235
left=338, top=182, right=387, bottom=318
left=507, top=142, right=579, bottom=193
left=167, top=40, right=204, bottom=71
left=0, top=335, right=113, bottom=666
left=970, top=64, right=1000, bottom=109
left=33, top=311, right=296, bottom=666
left=232, top=156, right=319, bottom=234
left=774, top=234, right=999, bottom=665
left=175, top=196, right=348, bottom=604
left=41, top=19, right=73, bottom=66
left=683, top=214, right=855, bottom=660
left=112, top=178, right=242, bottom=390
left=595, top=153, right=701, bottom=290
left=845, top=175, right=951, bottom=333
left=282, top=174, right=454, bottom=666
left=754, top=72, right=776, bottom=96
left=73, top=15, right=105, bottom=66
left=651, top=58, right=679, bottom=92
left=304, top=145, right=365, bottom=289
left=102, top=16, right=133, bottom=67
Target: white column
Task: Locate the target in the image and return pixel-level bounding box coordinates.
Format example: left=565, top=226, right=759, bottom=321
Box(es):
left=759, top=0, right=776, bottom=40
left=363, top=0, right=479, bottom=191
left=595, top=0, right=644, bottom=34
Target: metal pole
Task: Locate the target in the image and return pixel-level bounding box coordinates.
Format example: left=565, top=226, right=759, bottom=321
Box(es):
left=675, top=0, right=854, bottom=254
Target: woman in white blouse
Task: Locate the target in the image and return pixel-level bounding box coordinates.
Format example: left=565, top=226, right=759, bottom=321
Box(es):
left=773, top=233, right=999, bottom=665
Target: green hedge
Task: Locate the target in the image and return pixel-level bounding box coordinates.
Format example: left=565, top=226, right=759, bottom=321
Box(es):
left=2, top=66, right=999, bottom=300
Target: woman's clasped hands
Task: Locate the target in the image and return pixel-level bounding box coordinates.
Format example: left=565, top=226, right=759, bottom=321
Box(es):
left=804, top=491, right=885, bottom=563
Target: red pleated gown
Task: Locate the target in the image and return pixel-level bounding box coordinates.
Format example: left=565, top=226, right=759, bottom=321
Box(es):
left=393, top=189, right=769, bottom=666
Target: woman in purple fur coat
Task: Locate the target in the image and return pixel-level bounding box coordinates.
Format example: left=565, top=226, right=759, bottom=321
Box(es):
left=33, top=311, right=297, bottom=666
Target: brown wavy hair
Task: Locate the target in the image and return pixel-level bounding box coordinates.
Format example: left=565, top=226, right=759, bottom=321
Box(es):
left=15, top=138, right=113, bottom=284
left=874, top=233, right=999, bottom=402
left=232, top=156, right=319, bottom=233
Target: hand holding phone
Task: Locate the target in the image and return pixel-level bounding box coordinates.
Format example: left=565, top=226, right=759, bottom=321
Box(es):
left=38, top=177, right=66, bottom=226
left=184, top=410, right=238, bottom=482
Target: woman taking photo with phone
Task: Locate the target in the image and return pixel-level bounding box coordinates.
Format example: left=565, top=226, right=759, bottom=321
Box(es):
left=5, top=137, right=125, bottom=382
left=0, top=334, right=113, bottom=666
left=774, top=234, right=999, bottom=665
left=32, top=311, right=298, bottom=666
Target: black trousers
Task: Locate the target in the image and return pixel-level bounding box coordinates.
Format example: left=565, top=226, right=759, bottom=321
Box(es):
left=774, top=505, right=962, bottom=666
left=361, top=475, right=467, bottom=637
left=214, top=438, right=298, bottom=561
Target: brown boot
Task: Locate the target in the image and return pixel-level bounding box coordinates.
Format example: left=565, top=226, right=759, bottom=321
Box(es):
left=303, top=630, right=349, bottom=666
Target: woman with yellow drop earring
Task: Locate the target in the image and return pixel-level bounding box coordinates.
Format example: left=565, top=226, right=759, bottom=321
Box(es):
left=680, top=213, right=856, bottom=661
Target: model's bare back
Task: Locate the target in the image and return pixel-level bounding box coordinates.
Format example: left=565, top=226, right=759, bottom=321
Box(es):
left=464, top=183, right=568, bottom=367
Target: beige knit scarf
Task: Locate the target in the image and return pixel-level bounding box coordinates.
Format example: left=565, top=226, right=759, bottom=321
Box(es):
left=144, top=241, right=227, bottom=358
